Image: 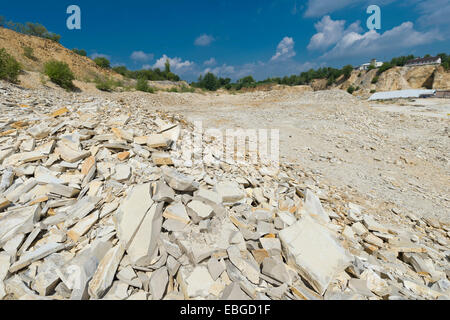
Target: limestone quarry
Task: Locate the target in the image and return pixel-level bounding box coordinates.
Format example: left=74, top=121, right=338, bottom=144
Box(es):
left=0, top=77, right=448, bottom=300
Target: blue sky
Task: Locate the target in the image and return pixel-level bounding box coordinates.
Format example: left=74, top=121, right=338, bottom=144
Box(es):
left=1, top=0, right=449, bottom=81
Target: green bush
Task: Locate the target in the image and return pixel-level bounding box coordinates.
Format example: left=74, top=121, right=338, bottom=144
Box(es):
left=370, top=90, right=376, bottom=93
left=23, top=46, right=36, bottom=60
left=0, top=48, right=22, bottom=82
left=94, top=57, right=110, bottom=69
left=136, top=77, right=155, bottom=93
left=95, top=77, right=116, bottom=92
left=44, top=60, right=75, bottom=90
left=371, top=76, right=379, bottom=84
left=179, top=85, right=195, bottom=93
left=347, top=86, right=355, bottom=94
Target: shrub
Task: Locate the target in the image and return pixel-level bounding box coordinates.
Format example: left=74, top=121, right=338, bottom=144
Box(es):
left=0, top=48, right=22, bottom=82
left=44, top=60, right=75, bottom=90
left=72, top=48, right=87, bottom=57
left=23, top=46, right=36, bottom=60
left=371, top=76, right=379, bottom=84
left=347, top=86, right=355, bottom=94
left=95, top=77, right=116, bottom=92
left=370, top=90, right=376, bottom=93
left=94, top=57, right=110, bottom=69
left=136, top=77, right=154, bottom=93
left=179, top=85, right=195, bottom=93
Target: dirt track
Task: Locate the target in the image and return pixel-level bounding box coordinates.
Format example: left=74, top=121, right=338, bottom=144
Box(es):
left=110, top=89, right=450, bottom=224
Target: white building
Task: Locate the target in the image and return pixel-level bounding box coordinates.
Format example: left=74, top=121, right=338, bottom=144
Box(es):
left=405, top=56, right=442, bottom=67
left=356, top=59, right=384, bottom=71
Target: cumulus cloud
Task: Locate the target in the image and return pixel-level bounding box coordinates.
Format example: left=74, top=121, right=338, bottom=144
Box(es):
left=203, top=64, right=236, bottom=77
left=91, top=53, right=110, bottom=60
left=271, top=37, right=296, bottom=61
left=303, top=0, right=399, bottom=17
left=194, top=34, right=215, bottom=46
left=321, top=21, right=441, bottom=59
left=308, top=16, right=362, bottom=51
left=153, top=54, right=195, bottom=74
left=130, top=51, right=154, bottom=62
left=203, top=58, right=217, bottom=66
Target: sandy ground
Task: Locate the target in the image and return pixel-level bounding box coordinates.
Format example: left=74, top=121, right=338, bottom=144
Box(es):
left=108, top=90, right=450, bottom=224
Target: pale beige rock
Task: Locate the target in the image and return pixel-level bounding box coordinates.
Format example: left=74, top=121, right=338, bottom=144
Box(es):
left=114, top=184, right=154, bottom=248
left=88, top=243, right=125, bottom=299
left=279, top=215, right=351, bottom=295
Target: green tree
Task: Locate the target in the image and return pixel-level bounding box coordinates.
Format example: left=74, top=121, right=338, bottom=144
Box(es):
left=342, top=65, right=354, bottom=79
left=202, top=72, right=219, bottom=91
left=44, top=60, right=75, bottom=90
left=94, top=57, right=110, bottom=69
left=165, top=59, right=171, bottom=74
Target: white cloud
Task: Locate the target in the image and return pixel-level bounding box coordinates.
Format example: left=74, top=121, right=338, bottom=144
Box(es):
left=91, top=53, right=110, bottom=60
left=194, top=34, right=215, bottom=46
left=153, top=54, right=195, bottom=74
left=203, top=64, right=236, bottom=77
left=303, top=0, right=399, bottom=17
left=416, top=0, right=450, bottom=29
left=130, top=51, right=154, bottom=62
left=304, top=0, right=362, bottom=17
left=271, top=37, right=296, bottom=61
left=321, top=21, right=441, bottom=59
left=203, top=58, right=217, bottom=66
left=308, top=16, right=362, bottom=51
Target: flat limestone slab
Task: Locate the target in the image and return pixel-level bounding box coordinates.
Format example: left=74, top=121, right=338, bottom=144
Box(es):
left=279, top=215, right=351, bottom=295
left=114, top=184, right=154, bottom=248
left=127, top=203, right=163, bottom=266
left=9, top=242, right=66, bottom=273
left=88, top=243, right=125, bottom=299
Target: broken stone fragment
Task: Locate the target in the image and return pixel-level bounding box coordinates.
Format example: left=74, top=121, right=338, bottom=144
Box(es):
left=178, top=266, right=214, bottom=299
left=147, top=134, right=170, bottom=148
left=112, top=164, right=131, bottom=182
left=47, top=183, right=80, bottom=198
left=28, top=123, right=51, bottom=139
left=221, top=282, right=251, bottom=300
left=151, top=180, right=175, bottom=203
left=88, top=243, right=125, bottom=299
left=9, top=242, right=67, bottom=273
left=149, top=266, right=168, bottom=300
left=262, top=257, right=291, bottom=285
left=279, top=215, right=351, bottom=295
left=55, top=143, right=91, bottom=163
left=227, top=245, right=260, bottom=285
left=215, top=181, right=244, bottom=205
left=0, top=204, right=40, bottom=247
left=302, top=189, right=330, bottom=224
left=162, top=167, right=198, bottom=192
left=114, top=183, right=154, bottom=248
left=187, top=200, right=214, bottom=223
left=162, top=202, right=191, bottom=232
left=127, top=203, right=164, bottom=266
left=152, top=153, right=174, bottom=166
left=207, top=258, right=226, bottom=281
left=67, top=211, right=99, bottom=242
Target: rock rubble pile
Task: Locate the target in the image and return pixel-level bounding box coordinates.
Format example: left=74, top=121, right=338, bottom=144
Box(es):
left=0, top=82, right=449, bottom=300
